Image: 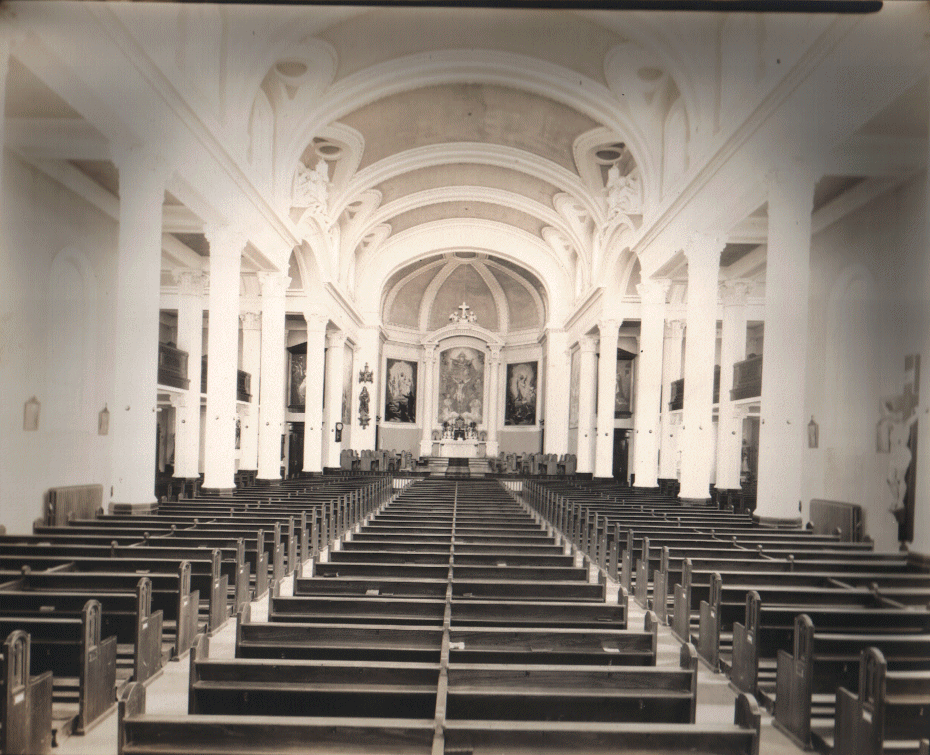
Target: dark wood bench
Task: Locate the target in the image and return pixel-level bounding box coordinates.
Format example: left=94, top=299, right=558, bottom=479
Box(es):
left=835, top=647, right=930, bottom=755
left=773, top=614, right=930, bottom=750
left=2, top=562, right=199, bottom=658
left=0, top=576, right=163, bottom=684
left=1, top=630, right=53, bottom=755
left=730, top=590, right=930, bottom=698
left=0, top=600, right=116, bottom=739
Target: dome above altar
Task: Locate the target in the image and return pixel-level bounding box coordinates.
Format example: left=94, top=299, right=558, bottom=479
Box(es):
left=382, top=253, right=546, bottom=333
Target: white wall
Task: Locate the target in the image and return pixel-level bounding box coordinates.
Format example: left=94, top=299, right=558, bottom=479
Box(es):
left=0, top=153, right=120, bottom=533
left=803, top=173, right=928, bottom=552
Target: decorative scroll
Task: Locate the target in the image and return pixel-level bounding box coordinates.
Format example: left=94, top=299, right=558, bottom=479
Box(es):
left=438, top=347, right=484, bottom=425
left=505, top=361, right=537, bottom=426
left=385, top=358, right=417, bottom=423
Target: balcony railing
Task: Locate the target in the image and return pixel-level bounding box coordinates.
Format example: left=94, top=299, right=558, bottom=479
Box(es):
left=731, top=354, right=763, bottom=401
left=158, top=342, right=189, bottom=390
left=201, top=356, right=252, bottom=402
left=668, top=366, right=719, bottom=411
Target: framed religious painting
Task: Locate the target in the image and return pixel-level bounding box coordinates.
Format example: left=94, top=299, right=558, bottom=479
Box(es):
left=505, top=361, right=537, bottom=426
left=385, top=358, right=417, bottom=423
left=615, top=349, right=636, bottom=418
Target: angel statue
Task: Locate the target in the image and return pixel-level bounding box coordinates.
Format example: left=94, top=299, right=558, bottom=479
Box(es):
left=605, top=163, right=641, bottom=221
left=294, top=158, right=330, bottom=217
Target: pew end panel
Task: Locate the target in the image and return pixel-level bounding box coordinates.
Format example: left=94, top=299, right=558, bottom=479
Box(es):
left=77, top=599, right=118, bottom=735
left=772, top=614, right=815, bottom=749
left=730, top=590, right=761, bottom=696
left=2, top=630, right=53, bottom=755
left=133, top=578, right=164, bottom=684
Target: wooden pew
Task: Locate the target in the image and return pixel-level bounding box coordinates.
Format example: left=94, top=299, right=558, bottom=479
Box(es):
left=835, top=647, right=930, bottom=755
left=1, top=630, right=53, bottom=755
left=773, top=614, right=930, bottom=750
left=119, top=679, right=763, bottom=755
left=730, top=590, right=930, bottom=698
left=0, top=577, right=163, bottom=684
left=0, top=600, right=116, bottom=738
left=1, top=562, right=199, bottom=658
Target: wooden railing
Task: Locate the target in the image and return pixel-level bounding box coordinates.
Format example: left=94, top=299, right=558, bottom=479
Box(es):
left=668, top=366, right=719, bottom=410
left=158, top=342, right=189, bottom=390
left=200, top=356, right=252, bottom=402
left=730, top=355, right=762, bottom=401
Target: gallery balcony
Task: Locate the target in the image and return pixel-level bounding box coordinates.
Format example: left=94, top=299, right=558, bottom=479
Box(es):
left=667, top=366, right=720, bottom=411
left=157, top=342, right=189, bottom=390
left=730, top=354, right=763, bottom=401
left=201, top=355, right=252, bottom=402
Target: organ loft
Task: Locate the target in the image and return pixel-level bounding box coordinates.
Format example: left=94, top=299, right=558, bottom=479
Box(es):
left=0, top=2, right=929, bottom=754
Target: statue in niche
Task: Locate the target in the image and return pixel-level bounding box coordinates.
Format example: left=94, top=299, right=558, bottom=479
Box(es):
left=294, top=158, right=330, bottom=217
left=605, top=163, right=642, bottom=221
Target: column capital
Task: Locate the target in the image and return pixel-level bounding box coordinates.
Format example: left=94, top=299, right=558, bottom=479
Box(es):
left=168, top=393, right=186, bottom=409
left=111, top=144, right=172, bottom=187
left=423, top=343, right=437, bottom=359
left=665, top=319, right=686, bottom=339
left=684, top=233, right=725, bottom=267
left=326, top=331, right=347, bottom=350
left=239, top=311, right=261, bottom=331
left=720, top=278, right=753, bottom=306
left=257, top=271, right=291, bottom=299
left=175, top=270, right=205, bottom=297
left=303, top=311, right=329, bottom=332
left=597, top=318, right=621, bottom=338
left=579, top=335, right=598, bottom=354
left=637, top=277, right=672, bottom=306
left=205, top=225, right=249, bottom=255
left=488, top=346, right=502, bottom=362
left=767, top=164, right=817, bottom=205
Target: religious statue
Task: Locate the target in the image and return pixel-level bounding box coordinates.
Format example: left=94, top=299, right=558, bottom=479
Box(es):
left=358, top=386, right=371, bottom=429
left=605, top=163, right=642, bottom=221
left=294, top=158, right=330, bottom=217
left=449, top=301, right=478, bottom=324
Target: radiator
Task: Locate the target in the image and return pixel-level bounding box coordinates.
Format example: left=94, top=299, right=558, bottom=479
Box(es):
left=45, top=484, right=104, bottom=526
left=809, top=498, right=863, bottom=542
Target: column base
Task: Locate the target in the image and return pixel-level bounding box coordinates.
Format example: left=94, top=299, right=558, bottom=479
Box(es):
left=254, top=477, right=282, bottom=487
left=680, top=497, right=713, bottom=507
left=109, top=501, right=158, bottom=515
left=199, top=487, right=235, bottom=497
left=752, top=514, right=803, bottom=528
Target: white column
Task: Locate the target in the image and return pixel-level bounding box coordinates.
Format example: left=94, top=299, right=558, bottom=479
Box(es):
left=679, top=236, right=722, bottom=502
left=419, top=344, right=437, bottom=456
left=352, top=326, right=380, bottom=450
left=913, top=89, right=930, bottom=556
left=715, top=280, right=751, bottom=491
left=594, top=319, right=620, bottom=478
left=109, top=148, right=168, bottom=511
left=632, top=278, right=670, bottom=488
left=323, top=331, right=346, bottom=468
left=238, top=311, right=261, bottom=472
left=173, top=271, right=205, bottom=480
left=544, top=328, right=570, bottom=455
left=659, top=320, right=685, bottom=480
left=486, top=347, right=502, bottom=456
left=302, top=313, right=327, bottom=474
left=576, top=336, right=598, bottom=474
left=202, top=227, right=245, bottom=493
left=756, top=168, right=815, bottom=522
left=256, top=272, right=289, bottom=481
left=0, top=28, right=12, bottom=194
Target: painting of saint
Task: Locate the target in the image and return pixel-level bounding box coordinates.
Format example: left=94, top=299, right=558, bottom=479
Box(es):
left=385, top=358, right=417, bottom=423
left=568, top=350, right=580, bottom=429
left=505, top=361, right=537, bottom=426
left=438, top=347, right=484, bottom=425
left=288, top=351, right=307, bottom=409
left=615, top=358, right=633, bottom=418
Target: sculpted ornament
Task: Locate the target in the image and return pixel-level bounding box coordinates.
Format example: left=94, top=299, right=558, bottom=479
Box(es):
left=605, top=163, right=642, bottom=221
left=293, top=158, right=330, bottom=219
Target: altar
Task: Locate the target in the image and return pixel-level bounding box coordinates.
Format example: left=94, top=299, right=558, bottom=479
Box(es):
left=439, top=439, right=481, bottom=458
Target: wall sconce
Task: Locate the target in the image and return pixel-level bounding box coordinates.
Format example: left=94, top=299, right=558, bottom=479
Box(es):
left=23, top=396, right=40, bottom=431
left=807, top=416, right=819, bottom=448
left=98, top=405, right=110, bottom=436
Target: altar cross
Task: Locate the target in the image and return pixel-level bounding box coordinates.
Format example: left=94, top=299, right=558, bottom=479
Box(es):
left=456, top=302, right=471, bottom=320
